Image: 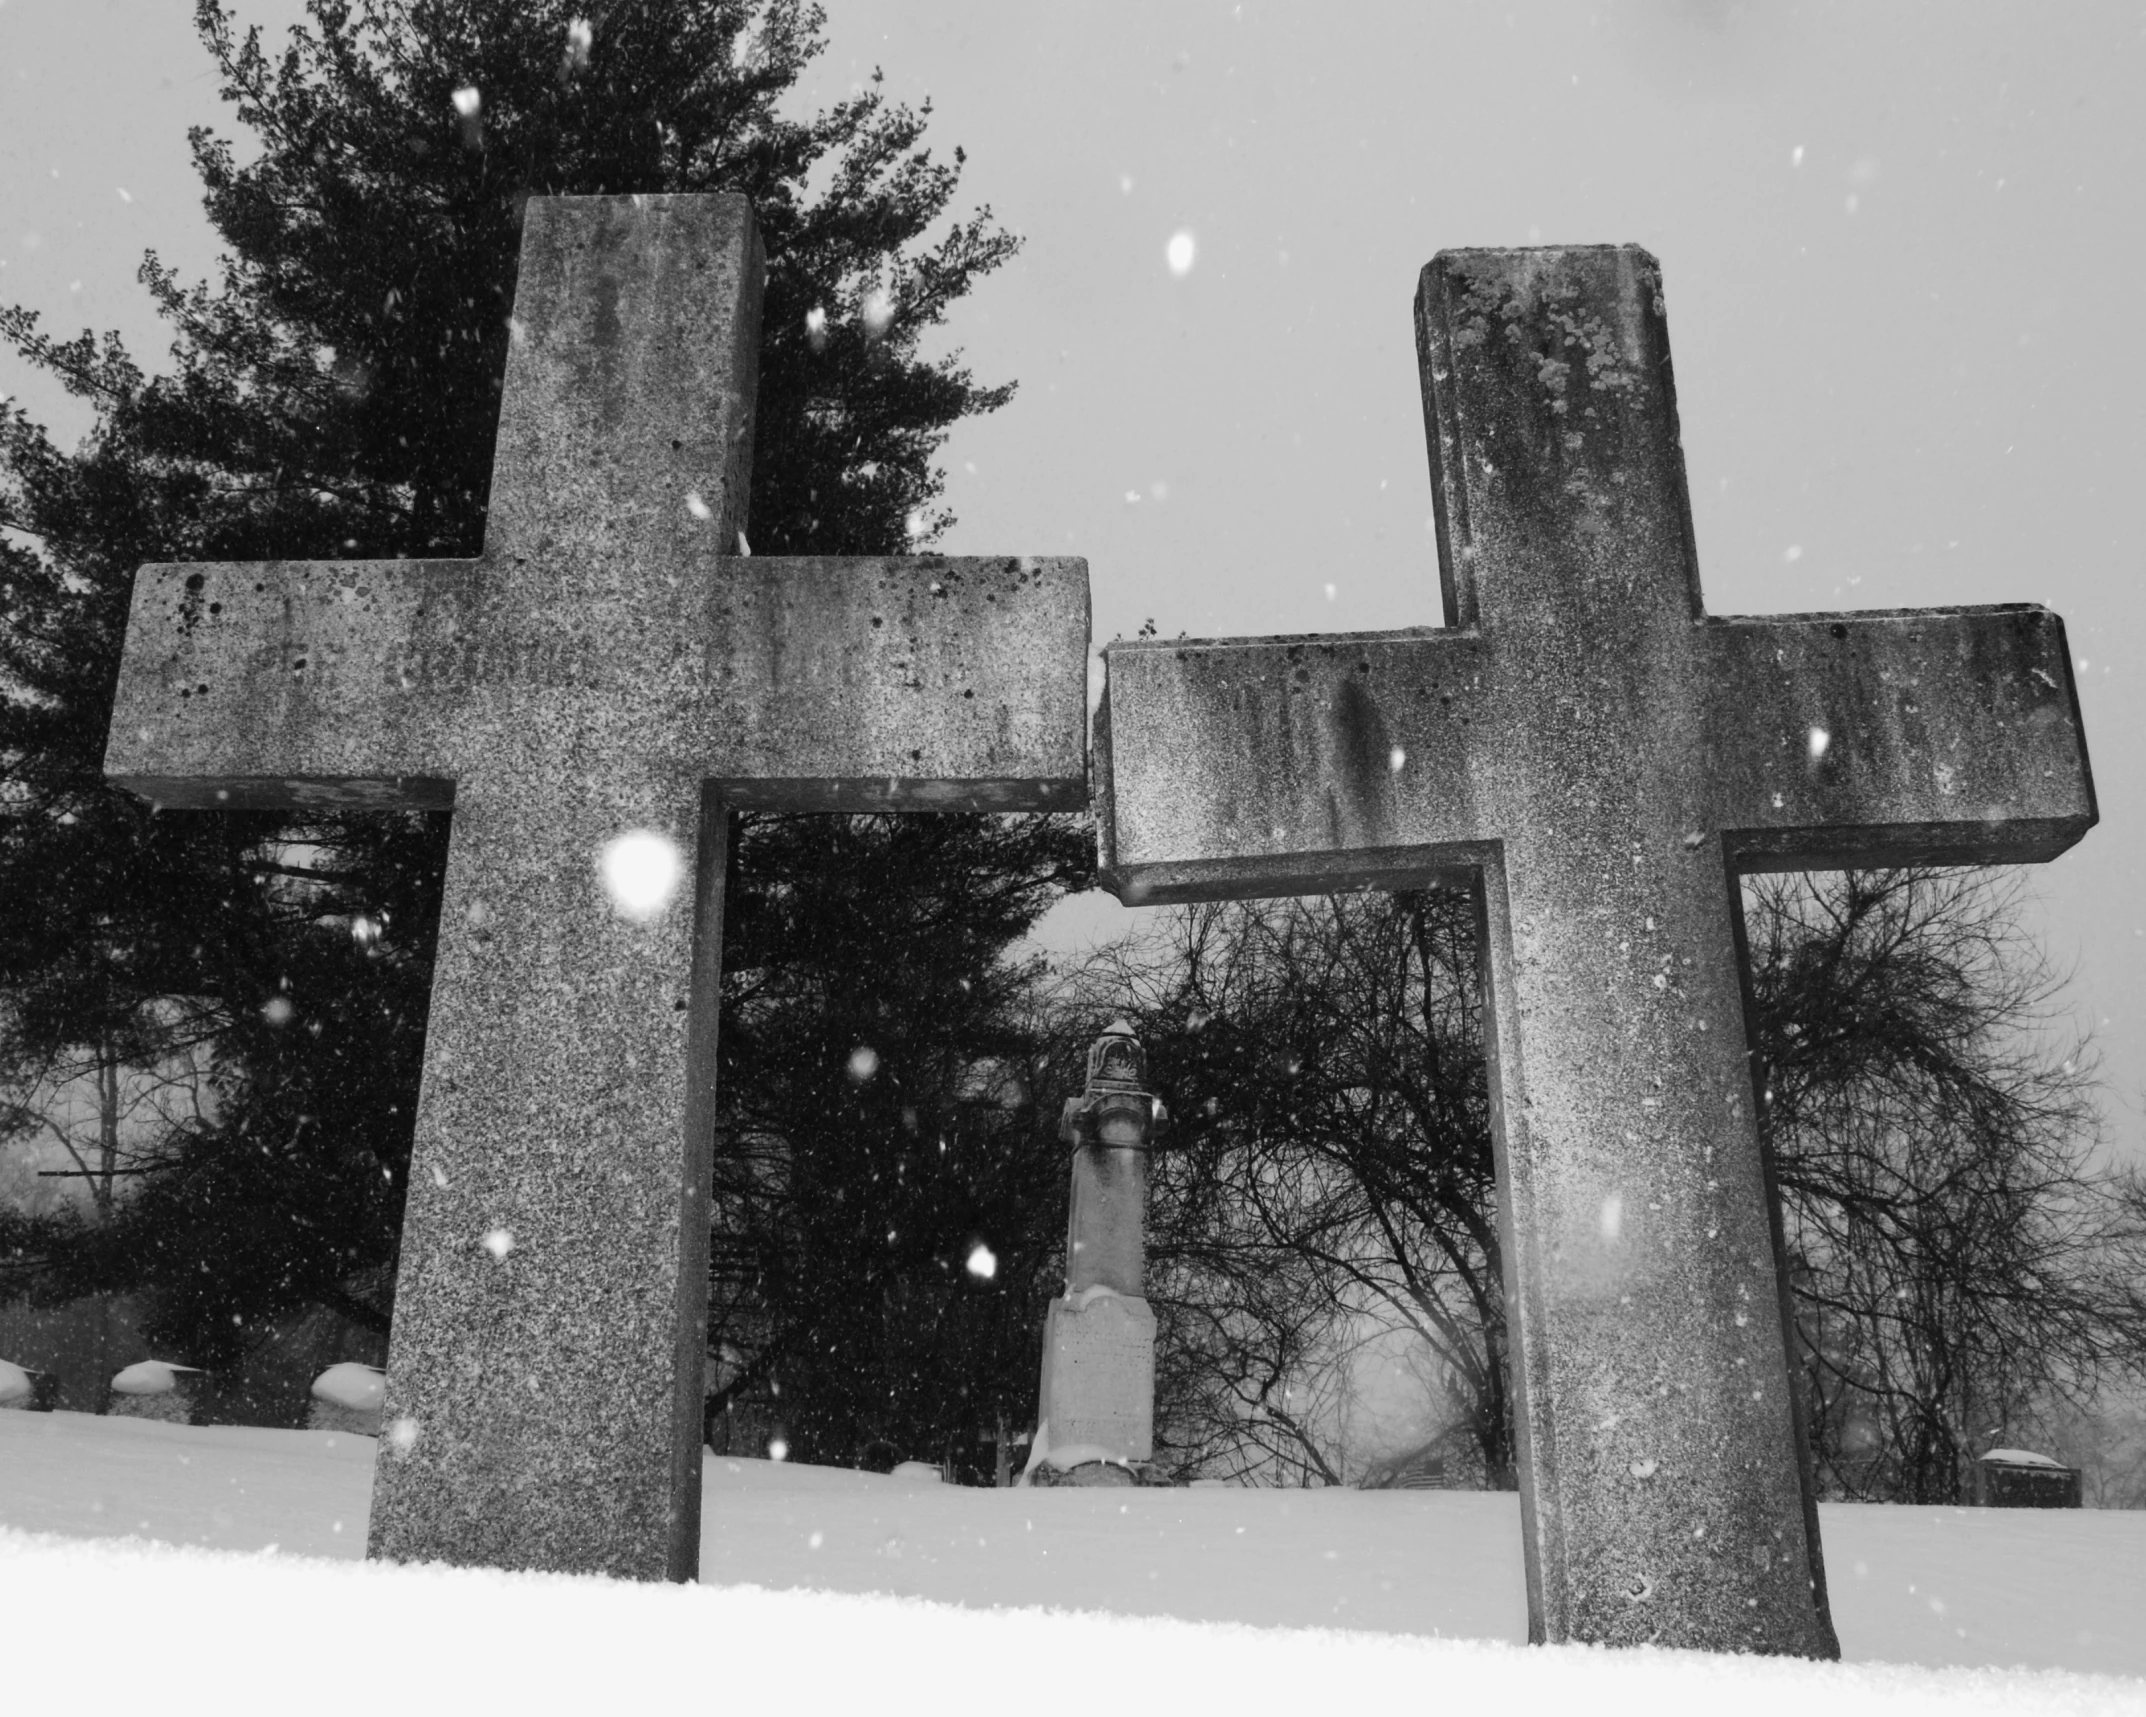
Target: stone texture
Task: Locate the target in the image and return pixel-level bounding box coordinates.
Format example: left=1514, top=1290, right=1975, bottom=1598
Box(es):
left=103, top=194, right=1089, bottom=1580
left=1035, top=1028, right=1163, bottom=1475
left=1973, top=1455, right=2083, bottom=1509
left=1093, top=246, right=2095, bottom=1652
left=1065, top=1122, right=1148, bottom=1298
left=1038, top=1293, right=1156, bottom=1461
left=308, top=1399, right=384, bottom=1437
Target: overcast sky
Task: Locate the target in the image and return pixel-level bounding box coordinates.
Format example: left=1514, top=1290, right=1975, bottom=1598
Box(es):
left=4, top=1, right=2141, bottom=1155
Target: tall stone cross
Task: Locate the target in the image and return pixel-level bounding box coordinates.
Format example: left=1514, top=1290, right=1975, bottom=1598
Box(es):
left=1094, top=246, right=2095, bottom=1653
left=103, top=194, right=1088, bottom=1580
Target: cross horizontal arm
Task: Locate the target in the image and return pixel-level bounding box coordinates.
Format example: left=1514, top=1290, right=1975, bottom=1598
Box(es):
left=1095, top=627, right=1490, bottom=902
left=1703, top=603, right=2096, bottom=871
left=105, top=552, right=1091, bottom=816
left=105, top=558, right=486, bottom=810
left=685, top=555, right=1090, bottom=812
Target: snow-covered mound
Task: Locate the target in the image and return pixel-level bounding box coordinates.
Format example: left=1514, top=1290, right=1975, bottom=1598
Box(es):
left=310, top=1363, right=385, bottom=1412
left=0, top=1360, right=31, bottom=1405
left=1, top=1410, right=2143, bottom=1696
left=1, top=1527, right=2139, bottom=1717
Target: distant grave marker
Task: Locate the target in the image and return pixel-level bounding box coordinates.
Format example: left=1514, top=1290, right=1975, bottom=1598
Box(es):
left=105, top=193, right=1089, bottom=1580
left=107, top=1359, right=205, bottom=1424
left=1093, top=245, right=2095, bottom=1652
left=1029, top=1021, right=1167, bottom=1485
left=1973, top=1449, right=2083, bottom=1509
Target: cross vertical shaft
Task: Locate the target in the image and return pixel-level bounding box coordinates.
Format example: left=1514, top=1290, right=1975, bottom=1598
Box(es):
left=1423, top=248, right=1832, bottom=1651
left=366, top=195, right=763, bottom=1579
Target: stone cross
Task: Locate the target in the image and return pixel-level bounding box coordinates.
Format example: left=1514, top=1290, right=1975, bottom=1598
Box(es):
left=1093, top=246, right=2095, bottom=1652
left=1031, top=1021, right=1165, bottom=1483
left=103, top=194, right=1089, bottom=1580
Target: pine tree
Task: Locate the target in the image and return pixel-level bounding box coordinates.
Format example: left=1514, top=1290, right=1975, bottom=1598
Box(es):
left=0, top=0, right=1082, bottom=1429
left=710, top=812, right=1086, bottom=1473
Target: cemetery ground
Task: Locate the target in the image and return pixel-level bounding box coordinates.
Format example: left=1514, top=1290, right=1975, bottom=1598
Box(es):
left=3, top=1409, right=2144, bottom=1712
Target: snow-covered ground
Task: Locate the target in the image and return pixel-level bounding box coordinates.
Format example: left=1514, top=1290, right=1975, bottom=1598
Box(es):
left=3, top=1410, right=2143, bottom=1714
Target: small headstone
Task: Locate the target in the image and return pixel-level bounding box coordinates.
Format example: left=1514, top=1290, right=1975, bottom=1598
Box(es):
left=856, top=1439, right=900, bottom=1475
left=309, top=1363, right=386, bottom=1436
left=1361, top=1439, right=1451, bottom=1491
left=0, top=1359, right=56, bottom=1411
left=107, top=1360, right=206, bottom=1424
left=1973, top=1448, right=2082, bottom=1509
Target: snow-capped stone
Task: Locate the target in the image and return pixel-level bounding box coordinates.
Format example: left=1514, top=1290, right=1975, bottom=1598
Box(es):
left=310, top=1363, right=386, bottom=1413
left=1983, top=1447, right=2065, bottom=1468
left=110, top=1360, right=197, bottom=1396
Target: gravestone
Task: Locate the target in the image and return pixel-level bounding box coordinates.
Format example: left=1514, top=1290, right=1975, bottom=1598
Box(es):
left=1030, top=1022, right=1166, bottom=1484
left=107, top=1360, right=206, bottom=1424
left=104, top=193, right=1089, bottom=1579
left=1973, top=1449, right=2083, bottom=1508
left=0, top=1359, right=58, bottom=1411
left=1093, top=246, right=2094, bottom=1653
left=309, top=1362, right=385, bottom=1437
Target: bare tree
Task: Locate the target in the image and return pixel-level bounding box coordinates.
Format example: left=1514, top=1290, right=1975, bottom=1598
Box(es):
left=0, top=1000, right=222, bottom=1224
left=1742, top=868, right=2146, bottom=1502
left=1069, top=867, right=2146, bottom=1502
left=1075, top=889, right=1510, bottom=1487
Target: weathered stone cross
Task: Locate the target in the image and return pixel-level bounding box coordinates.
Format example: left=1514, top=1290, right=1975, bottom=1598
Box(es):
left=1094, top=247, right=2095, bottom=1653
left=104, top=194, right=1088, bottom=1580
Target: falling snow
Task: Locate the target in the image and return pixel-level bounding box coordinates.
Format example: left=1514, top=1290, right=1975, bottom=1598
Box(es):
left=599, top=830, right=683, bottom=922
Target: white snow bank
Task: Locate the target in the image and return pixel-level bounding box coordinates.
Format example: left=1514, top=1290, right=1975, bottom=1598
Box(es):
left=0, top=1359, right=31, bottom=1404
left=0, top=1527, right=2137, bottom=1717
left=5, top=1414, right=2146, bottom=1687
left=889, top=1461, right=943, bottom=1481
left=1984, top=1449, right=2066, bottom=1468
left=0, top=1410, right=374, bottom=1558
left=110, top=1360, right=198, bottom=1396
left=310, top=1363, right=385, bottom=1412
